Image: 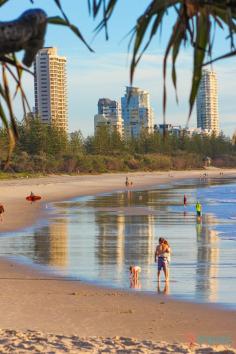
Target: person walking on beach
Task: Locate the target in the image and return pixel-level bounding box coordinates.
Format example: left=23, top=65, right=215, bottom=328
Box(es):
left=155, top=238, right=171, bottom=282
left=184, top=194, right=187, bottom=207
left=196, top=201, right=202, bottom=218
left=0, top=203, right=4, bottom=222
left=125, top=176, right=129, bottom=187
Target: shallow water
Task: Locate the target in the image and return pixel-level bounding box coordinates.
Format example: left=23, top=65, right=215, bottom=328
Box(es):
left=1, top=177, right=236, bottom=307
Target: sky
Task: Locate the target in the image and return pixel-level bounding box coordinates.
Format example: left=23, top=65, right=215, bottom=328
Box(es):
left=2, top=0, right=236, bottom=137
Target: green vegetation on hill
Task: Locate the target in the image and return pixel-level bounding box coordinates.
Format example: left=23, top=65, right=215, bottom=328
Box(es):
left=0, top=119, right=235, bottom=174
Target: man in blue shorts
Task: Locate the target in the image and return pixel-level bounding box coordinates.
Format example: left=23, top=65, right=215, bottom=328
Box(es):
left=155, top=237, right=170, bottom=282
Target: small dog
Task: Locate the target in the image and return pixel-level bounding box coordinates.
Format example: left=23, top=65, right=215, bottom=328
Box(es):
left=129, top=265, right=141, bottom=280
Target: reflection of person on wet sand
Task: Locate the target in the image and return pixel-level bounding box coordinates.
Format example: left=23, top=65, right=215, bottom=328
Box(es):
left=130, top=277, right=141, bottom=289
left=155, top=237, right=171, bottom=282
left=126, top=189, right=132, bottom=202
left=0, top=203, right=4, bottom=222
left=157, top=281, right=169, bottom=295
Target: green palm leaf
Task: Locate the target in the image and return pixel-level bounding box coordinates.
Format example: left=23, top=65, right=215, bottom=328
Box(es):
left=47, top=16, right=94, bottom=52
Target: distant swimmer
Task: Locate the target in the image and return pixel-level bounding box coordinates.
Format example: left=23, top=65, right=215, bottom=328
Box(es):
left=196, top=201, right=202, bottom=218
left=0, top=203, right=4, bottom=222
left=184, top=194, right=187, bottom=207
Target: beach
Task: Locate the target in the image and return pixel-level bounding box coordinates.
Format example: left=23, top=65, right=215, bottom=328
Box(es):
left=0, top=170, right=236, bottom=353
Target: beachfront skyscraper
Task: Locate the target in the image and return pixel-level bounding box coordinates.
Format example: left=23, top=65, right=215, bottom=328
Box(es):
left=34, top=47, right=68, bottom=132
left=121, top=86, right=154, bottom=138
left=196, top=69, right=219, bottom=135
left=94, top=98, right=124, bottom=136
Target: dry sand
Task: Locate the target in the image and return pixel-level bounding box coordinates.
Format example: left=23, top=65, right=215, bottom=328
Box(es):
left=0, top=330, right=235, bottom=353
left=0, top=170, right=236, bottom=353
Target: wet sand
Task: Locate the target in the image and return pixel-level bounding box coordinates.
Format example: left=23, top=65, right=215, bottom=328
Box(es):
left=1, top=169, right=235, bottom=233
left=0, top=258, right=236, bottom=352
left=0, top=170, right=236, bottom=352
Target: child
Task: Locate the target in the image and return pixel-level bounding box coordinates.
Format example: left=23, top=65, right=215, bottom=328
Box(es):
left=163, top=240, right=171, bottom=263
left=129, top=265, right=141, bottom=280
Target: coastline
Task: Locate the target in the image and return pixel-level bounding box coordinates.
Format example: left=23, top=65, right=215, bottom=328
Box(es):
left=0, top=169, right=236, bottom=352
left=1, top=169, right=236, bottom=233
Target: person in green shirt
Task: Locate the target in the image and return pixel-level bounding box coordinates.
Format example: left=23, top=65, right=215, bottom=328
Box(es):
left=196, top=201, right=202, bottom=217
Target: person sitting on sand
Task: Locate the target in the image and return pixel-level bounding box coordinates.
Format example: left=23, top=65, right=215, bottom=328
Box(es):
left=0, top=203, right=4, bottom=222
left=155, top=238, right=171, bottom=282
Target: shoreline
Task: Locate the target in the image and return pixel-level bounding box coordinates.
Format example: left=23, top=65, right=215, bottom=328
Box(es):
left=1, top=169, right=236, bottom=234
left=0, top=169, right=236, bottom=352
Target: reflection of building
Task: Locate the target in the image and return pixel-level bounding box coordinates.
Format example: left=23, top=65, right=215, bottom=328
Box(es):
left=95, top=191, right=155, bottom=274
left=197, top=69, right=219, bottom=135
left=34, top=47, right=68, bottom=131
left=48, top=222, right=68, bottom=267
left=121, top=86, right=154, bottom=138
left=123, top=214, right=154, bottom=270
left=96, top=214, right=125, bottom=276
left=195, top=215, right=219, bottom=302
left=33, top=220, right=68, bottom=267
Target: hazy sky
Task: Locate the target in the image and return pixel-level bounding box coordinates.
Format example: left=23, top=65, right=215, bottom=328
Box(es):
left=3, top=0, right=236, bottom=137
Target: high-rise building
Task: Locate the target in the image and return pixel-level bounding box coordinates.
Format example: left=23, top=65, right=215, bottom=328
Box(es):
left=34, top=47, right=68, bottom=132
left=121, top=86, right=154, bottom=138
left=94, top=98, right=123, bottom=136
left=196, top=69, right=219, bottom=135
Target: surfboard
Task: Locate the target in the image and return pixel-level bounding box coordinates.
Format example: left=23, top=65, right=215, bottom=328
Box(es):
left=26, top=195, right=41, bottom=202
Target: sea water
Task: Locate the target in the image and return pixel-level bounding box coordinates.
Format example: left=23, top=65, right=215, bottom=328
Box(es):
left=0, top=177, right=236, bottom=308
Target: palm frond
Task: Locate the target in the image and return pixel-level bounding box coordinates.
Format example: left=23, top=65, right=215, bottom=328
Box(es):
left=47, top=16, right=94, bottom=52
left=127, top=0, right=236, bottom=123
left=1, top=0, right=236, bottom=162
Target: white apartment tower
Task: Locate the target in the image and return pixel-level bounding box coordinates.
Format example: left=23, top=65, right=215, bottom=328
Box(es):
left=121, top=87, right=154, bottom=138
left=34, top=47, right=68, bottom=131
left=94, top=98, right=124, bottom=136
left=197, top=69, right=219, bottom=135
